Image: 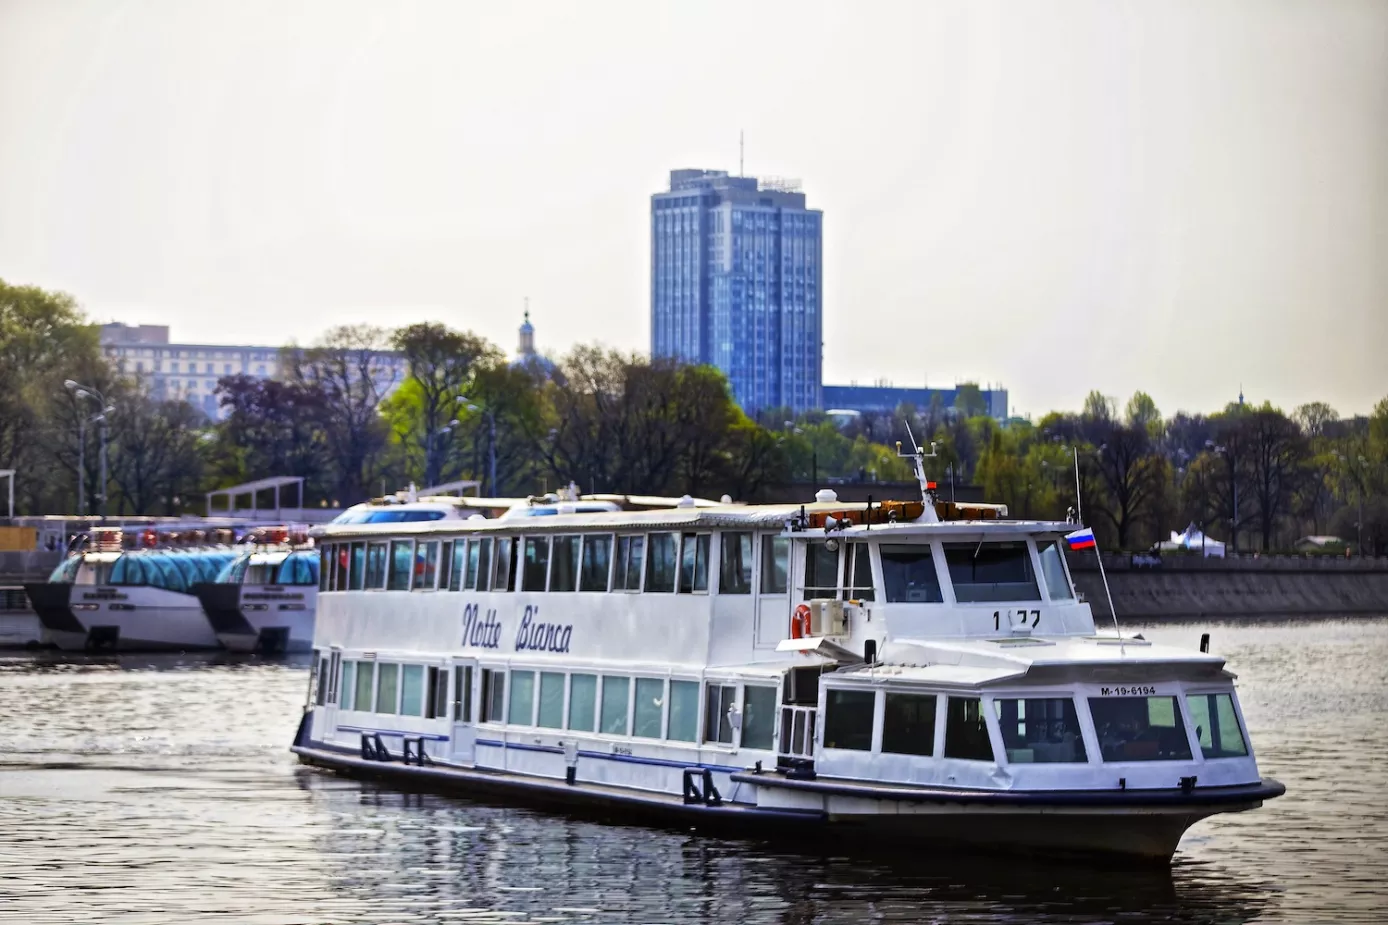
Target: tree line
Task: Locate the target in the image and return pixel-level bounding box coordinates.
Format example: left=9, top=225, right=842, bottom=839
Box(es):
left=3, top=278, right=1384, bottom=554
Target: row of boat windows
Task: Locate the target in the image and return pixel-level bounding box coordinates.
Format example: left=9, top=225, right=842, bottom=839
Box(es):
left=316, top=533, right=1077, bottom=603
left=214, top=550, right=320, bottom=586
left=822, top=690, right=1248, bottom=764
left=52, top=551, right=238, bottom=593
left=316, top=658, right=781, bottom=750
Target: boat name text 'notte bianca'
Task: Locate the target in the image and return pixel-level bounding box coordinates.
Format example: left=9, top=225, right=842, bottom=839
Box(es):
left=462, top=603, right=572, bottom=653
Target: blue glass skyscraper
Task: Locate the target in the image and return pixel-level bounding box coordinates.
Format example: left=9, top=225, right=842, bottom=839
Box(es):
left=651, top=169, right=822, bottom=414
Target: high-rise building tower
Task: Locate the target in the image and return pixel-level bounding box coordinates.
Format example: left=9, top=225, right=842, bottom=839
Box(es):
left=650, top=168, right=822, bottom=414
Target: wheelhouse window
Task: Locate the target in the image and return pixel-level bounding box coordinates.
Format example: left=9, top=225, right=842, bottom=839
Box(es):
left=334, top=545, right=349, bottom=591
left=521, top=537, right=550, bottom=592
left=493, top=538, right=515, bottom=591
left=943, top=542, right=1041, bottom=603
left=414, top=541, right=439, bottom=590
left=742, top=685, right=778, bottom=750
left=704, top=683, right=736, bottom=744
left=761, top=536, right=789, bottom=594
left=366, top=543, right=388, bottom=589
left=508, top=670, right=536, bottom=725
left=448, top=541, right=466, bottom=591
left=943, top=697, right=994, bottom=761
left=613, top=536, right=644, bottom=592
left=348, top=543, right=366, bottom=591
left=387, top=541, right=413, bottom=590
left=802, top=542, right=839, bottom=599
left=1186, top=693, right=1249, bottom=759
left=579, top=535, right=612, bottom=592
left=1036, top=540, right=1074, bottom=601
left=469, top=538, right=490, bottom=591
left=678, top=534, right=710, bottom=593
left=720, top=532, right=753, bottom=594
left=667, top=680, right=699, bottom=742
left=845, top=544, right=875, bottom=601
left=634, top=678, right=666, bottom=738
left=568, top=673, right=597, bottom=731
left=1089, top=696, right=1193, bottom=762
left=550, top=536, right=580, bottom=592
left=882, top=692, right=937, bottom=756
left=645, top=532, right=678, bottom=592
left=823, top=689, right=874, bottom=751
left=994, top=697, right=1087, bottom=763
left=880, top=545, right=944, bottom=603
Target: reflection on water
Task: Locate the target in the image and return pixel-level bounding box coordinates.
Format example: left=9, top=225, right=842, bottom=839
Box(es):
left=0, top=619, right=1385, bottom=924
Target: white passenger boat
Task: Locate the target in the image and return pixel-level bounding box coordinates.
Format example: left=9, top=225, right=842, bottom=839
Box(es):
left=292, top=471, right=1284, bottom=864
left=25, top=527, right=238, bottom=651
left=192, top=528, right=320, bottom=654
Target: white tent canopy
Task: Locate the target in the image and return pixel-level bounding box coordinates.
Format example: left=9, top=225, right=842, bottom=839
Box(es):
left=1158, top=522, right=1225, bottom=558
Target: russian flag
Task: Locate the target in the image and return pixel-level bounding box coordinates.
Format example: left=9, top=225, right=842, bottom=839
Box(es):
left=1065, top=527, right=1096, bottom=550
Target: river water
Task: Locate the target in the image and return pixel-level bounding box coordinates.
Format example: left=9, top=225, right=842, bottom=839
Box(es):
left=0, top=618, right=1385, bottom=924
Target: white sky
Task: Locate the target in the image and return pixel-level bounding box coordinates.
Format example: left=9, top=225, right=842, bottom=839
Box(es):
left=1, top=0, right=1385, bottom=419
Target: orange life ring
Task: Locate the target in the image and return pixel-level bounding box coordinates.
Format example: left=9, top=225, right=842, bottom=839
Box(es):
left=791, top=603, right=813, bottom=639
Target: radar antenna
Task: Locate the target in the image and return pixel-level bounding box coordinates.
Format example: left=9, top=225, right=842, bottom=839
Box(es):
left=896, top=422, right=939, bottom=505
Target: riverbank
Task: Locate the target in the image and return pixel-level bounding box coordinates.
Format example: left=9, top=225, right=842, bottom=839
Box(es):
left=1068, top=551, right=1388, bottom=619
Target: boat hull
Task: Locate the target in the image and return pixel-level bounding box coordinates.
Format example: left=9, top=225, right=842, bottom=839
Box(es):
left=193, top=583, right=315, bottom=654
left=24, top=582, right=220, bottom=651
left=291, top=735, right=1282, bottom=865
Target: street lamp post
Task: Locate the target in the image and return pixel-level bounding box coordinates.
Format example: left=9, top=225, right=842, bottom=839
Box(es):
left=65, top=380, right=113, bottom=518
left=464, top=402, right=497, bottom=497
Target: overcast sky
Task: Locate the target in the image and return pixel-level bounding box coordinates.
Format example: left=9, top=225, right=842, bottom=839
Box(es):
left=1, top=0, right=1384, bottom=419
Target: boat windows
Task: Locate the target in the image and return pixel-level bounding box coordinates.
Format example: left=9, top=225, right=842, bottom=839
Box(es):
left=882, top=692, right=937, bottom=757
left=400, top=664, right=425, bottom=717
left=355, top=662, right=376, bottom=711
left=521, top=537, right=550, bottom=592
left=340, top=662, right=356, bottom=710
left=470, top=538, right=490, bottom=591
left=335, top=545, right=350, bottom=591
left=634, top=678, right=666, bottom=738
left=1036, top=540, right=1074, bottom=601
left=845, top=544, right=875, bottom=601
left=315, top=655, right=329, bottom=706
left=803, top=542, right=839, bottom=599
left=943, top=697, right=994, bottom=761
left=1186, top=693, right=1249, bottom=759
left=448, top=541, right=466, bottom=591
left=426, top=666, right=448, bottom=719
left=761, top=536, right=789, bottom=594
left=1088, top=696, right=1193, bottom=762
left=346, top=544, right=366, bottom=590
left=994, top=697, right=1087, bottom=763
left=579, top=535, right=612, bottom=592
left=720, top=532, right=753, bottom=594
left=361, top=543, right=384, bottom=589
left=704, top=684, right=737, bottom=744
left=319, top=547, right=331, bottom=590
left=550, top=536, right=580, bottom=592
left=742, top=685, right=778, bottom=750
left=537, top=671, right=565, bottom=728
left=48, top=556, right=83, bottom=584
left=218, top=554, right=249, bottom=585
left=667, top=680, right=699, bottom=742
left=880, top=545, right=944, bottom=603
left=678, top=534, right=710, bottom=593
left=415, top=541, right=440, bottom=590
left=568, top=673, right=597, bottom=732
left=481, top=669, right=504, bottom=723
left=388, top=541, right=413, bottom=591
left=824, top=689, right=875, bottom=751
left=613, top=536, right=644, bottom=592
left=453, top=665, right=473, bottom=721
left=943, top=542, right=1041, bottom=603
left=439, top=541, right=454, bottom=591
left=493, top=538, right=515, bottom=591
left=376, top=664, right=400, bottom=714
left=645, top=533, right=678, bottom=593
left=600, top=676, right=630, bottom=735
left=508, top=670, right=536, bottom=725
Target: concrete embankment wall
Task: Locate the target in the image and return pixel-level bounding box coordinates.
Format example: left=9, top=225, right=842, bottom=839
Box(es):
left=1067, top=552, right=1388, bottom=619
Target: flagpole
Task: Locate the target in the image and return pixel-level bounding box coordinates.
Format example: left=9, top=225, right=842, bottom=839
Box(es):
left=1094, top=546, right=1123, bottom=651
